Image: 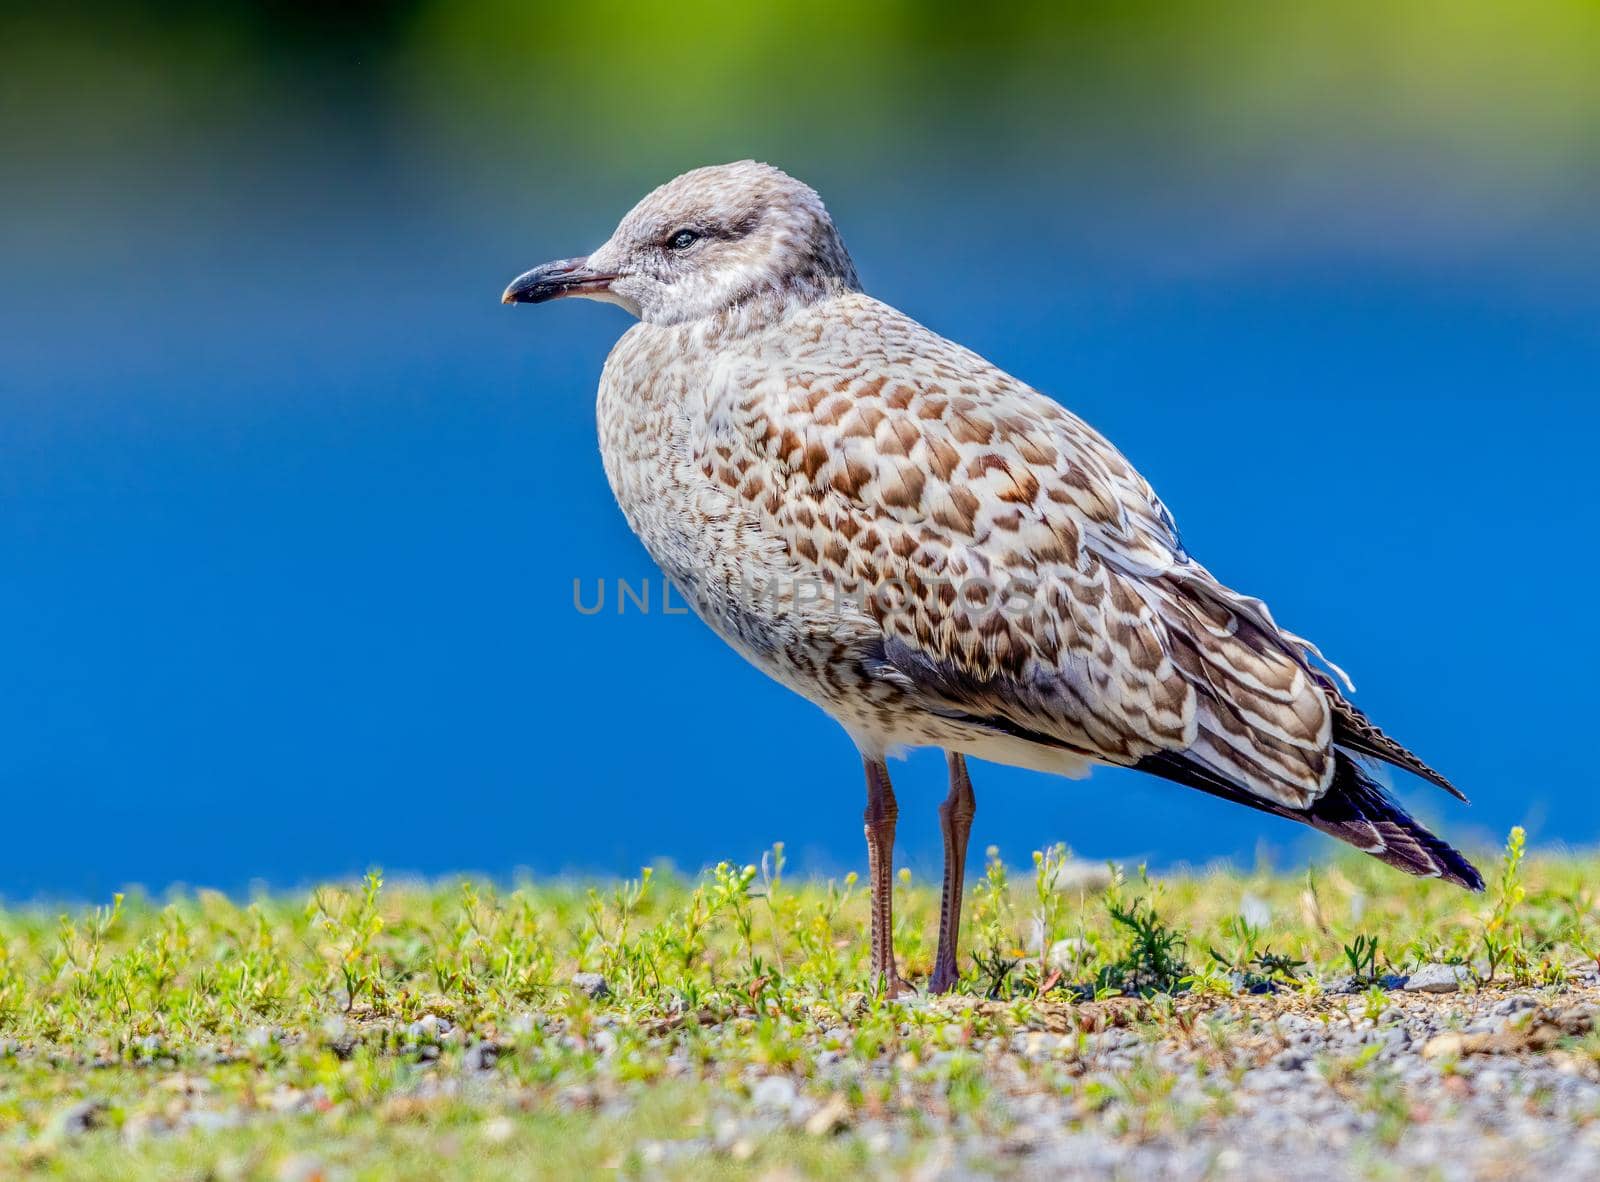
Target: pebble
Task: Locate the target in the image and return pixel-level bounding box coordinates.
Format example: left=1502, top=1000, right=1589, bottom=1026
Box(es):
left=1404, top=963, right=1472, bottom=993
left=1239, top=893, right=1273, bottom=927
left=1045, top=860, right=1116, bottom=893
left=464, top=1041, right=499, bottom=1072
left=571, top=972, right=610, bottom=999
left=750, top=1075, right=798, bottom=1112
left=275, top=1155, right=328, bottom=1182
left=1492, top=995, right=1537, bottom=1016
left=244, top=1026, right=278, bottom=1050
left=1271, top=1048, right=1311, bottom=1071
left=1229, top=971, right=1277, bottom=995
left=1241, top=1067, right=1298, bottom=1093
left=1047, top=938, right=1090, bottom=973
left=53, top=1099, right=108, bottom=1137
left=181, top=1109, right=243, bottom=1133
left=805, top=1095, right=852, bottom=1135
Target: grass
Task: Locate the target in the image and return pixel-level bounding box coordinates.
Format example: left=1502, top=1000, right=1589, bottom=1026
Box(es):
left=0, top=829, right=1596, bottom=1178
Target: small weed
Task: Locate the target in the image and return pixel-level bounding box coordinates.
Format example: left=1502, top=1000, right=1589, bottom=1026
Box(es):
left=1481, top=826, right=1529, bottom=985
left=1206, top=915, right=1305, bottom=992
left=974, top=948, right=1020, bottom=999
left=1100, top=890, right=1191, bottom=996
left=971, top=846, right=1015, bottom=968
left=1343, top=934, right=1381, bottom=986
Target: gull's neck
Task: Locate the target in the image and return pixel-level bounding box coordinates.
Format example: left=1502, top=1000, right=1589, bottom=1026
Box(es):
left=689, top=274, right=858, bottom=344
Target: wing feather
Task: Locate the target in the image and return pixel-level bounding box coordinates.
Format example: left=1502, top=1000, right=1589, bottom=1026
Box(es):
left=713, top=294, right=1455, bottom=817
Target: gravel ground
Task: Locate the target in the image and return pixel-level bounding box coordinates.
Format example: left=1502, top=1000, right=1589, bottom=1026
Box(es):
left=8, top=860, right=1592, bottom=1179
left=616, top=973, right=1600, bottom=1180
left=934, top=987, right=1600, bottom=1180
left=16, top=978, right=1600, bottom=1180
left=67, top=973, right=1600, bottom=1179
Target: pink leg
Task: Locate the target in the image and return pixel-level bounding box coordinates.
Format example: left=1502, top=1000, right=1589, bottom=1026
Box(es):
left=929, top=752, right=977, bottom=994
left=863, top=757, right=910, bottom=996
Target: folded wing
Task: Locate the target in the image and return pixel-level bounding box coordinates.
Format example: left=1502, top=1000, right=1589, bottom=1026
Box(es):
left=709, top=296, right=1475, bottom=883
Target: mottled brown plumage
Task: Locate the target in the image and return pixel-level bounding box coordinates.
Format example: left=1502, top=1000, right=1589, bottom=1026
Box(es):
left=505, top=161, right=1482, bottom=992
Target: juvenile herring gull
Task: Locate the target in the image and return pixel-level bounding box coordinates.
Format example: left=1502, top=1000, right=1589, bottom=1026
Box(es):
left=504, top=161, right=1482, bottom=995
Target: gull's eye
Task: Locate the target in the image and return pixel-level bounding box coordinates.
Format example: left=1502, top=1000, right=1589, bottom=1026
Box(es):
left=667, top=229, right=700, bottom=251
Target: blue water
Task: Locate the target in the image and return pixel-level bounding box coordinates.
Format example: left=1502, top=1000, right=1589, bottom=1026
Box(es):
left=3, top=11, right=1597, bottom=899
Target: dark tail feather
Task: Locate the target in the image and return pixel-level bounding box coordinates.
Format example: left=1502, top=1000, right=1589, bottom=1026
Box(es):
left=1136, top=749, right=1484, bottom=891
left=1301, top=754, right=1484, bottom=889
left=1311, top=671, right=1467, bottom=802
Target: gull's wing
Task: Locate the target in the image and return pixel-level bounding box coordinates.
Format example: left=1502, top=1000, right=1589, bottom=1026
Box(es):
left=717, top=298, right=1336, bottom=806
left=708, top=296, right=1477, bottom=885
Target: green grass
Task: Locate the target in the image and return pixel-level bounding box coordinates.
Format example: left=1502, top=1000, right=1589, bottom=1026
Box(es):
left=0, top=829, right=1594, bottom=1178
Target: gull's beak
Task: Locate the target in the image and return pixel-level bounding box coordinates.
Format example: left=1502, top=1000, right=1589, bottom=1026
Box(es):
left=501, top=256, right=617, bottom=305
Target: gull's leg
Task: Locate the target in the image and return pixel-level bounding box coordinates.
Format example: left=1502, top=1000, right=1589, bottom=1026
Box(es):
left=929, top=752, right=977, bottom=994
left=862, top=757, right=909, bottom=996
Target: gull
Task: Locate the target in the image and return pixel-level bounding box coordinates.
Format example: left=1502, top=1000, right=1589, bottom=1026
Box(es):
left=504, top=161, right=1482, bottom=995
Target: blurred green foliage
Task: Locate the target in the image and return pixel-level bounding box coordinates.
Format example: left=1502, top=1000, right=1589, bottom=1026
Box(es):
left=5, top=1, right=1598, bottom=196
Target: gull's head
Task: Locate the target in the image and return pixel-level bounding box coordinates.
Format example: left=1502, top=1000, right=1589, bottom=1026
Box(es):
left=502, top=161, right=859, bottom=326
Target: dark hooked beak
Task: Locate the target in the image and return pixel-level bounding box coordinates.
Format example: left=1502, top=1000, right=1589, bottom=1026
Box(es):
left=501, top=256, right=617, bottom=305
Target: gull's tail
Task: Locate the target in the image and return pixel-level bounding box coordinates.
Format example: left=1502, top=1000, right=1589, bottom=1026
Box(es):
left=1136, top=748, right=1484, bottom=891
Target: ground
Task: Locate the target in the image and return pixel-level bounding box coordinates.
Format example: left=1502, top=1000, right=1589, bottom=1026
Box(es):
left=3, top=830, right=1598, bottom=1180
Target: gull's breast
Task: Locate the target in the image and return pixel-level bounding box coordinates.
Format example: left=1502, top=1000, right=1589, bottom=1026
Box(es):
left=593, top=323, right=892, bottom=721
